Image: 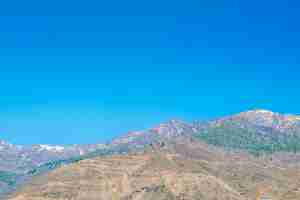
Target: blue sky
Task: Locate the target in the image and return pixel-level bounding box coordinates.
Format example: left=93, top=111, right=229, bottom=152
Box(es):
left=1, top=0, right=300, bottom=144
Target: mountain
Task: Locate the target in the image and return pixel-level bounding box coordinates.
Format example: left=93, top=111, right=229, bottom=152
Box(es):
left=7, top=139, right=300, bottom=200
left=213, top=109, right=300, bottom=134
left=109, top=109, right=300, bottom=155
left=3, top=109, right=300, bottom=199
left=4, top=109, right=300, bottom=175
left=0, top=141, right=107, bottom=173
left=21, top=109, right=300, bottom=173
left=194, top=109, right=300, bottom=155
left=1, top=119, right=194, bottom=172
left=111, top=119, right=196, bottom=147
left=0, top=141, right=107, bottom=199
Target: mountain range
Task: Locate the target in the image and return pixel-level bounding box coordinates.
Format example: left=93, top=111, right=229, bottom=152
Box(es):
left=2, top=109, right=300, bottom=199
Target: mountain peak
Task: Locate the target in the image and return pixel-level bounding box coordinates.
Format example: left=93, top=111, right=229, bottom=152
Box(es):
left=218, top=109, right=300, bottom=134
left=236, top=109, right=277, bottom=120
left=0, top=139, right=12, bottom=146
left=240, top=109, right=300, bottom=121
left=243, top=109, right=275, bottom=115
left=251, top=109, right=274, bottom=114
left=164, top=119, right=187, bottom=125
left=32, top=144, right=66, bottom=152
left=149, top=119, right=196, bottom=138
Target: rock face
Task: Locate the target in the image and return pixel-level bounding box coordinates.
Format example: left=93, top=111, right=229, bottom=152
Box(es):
left=7, top=139, right=300, bottom=200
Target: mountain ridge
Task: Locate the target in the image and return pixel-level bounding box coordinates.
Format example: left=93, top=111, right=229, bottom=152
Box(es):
left=2, top=108, right=300, bottom=169
left=2, top=108, right=300, bottom=146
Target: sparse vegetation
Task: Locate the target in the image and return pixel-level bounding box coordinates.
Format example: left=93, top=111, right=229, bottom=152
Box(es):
left=0, top=171, right=17, bottom=186
left=195, top=121, right=300, bottom=155
left=10, top=150, right=300, bottom=200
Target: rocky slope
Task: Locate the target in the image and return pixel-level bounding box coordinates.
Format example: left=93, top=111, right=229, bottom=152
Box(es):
left=211, top=109, right=300, bottom=135
left=0, top=141, right=107, bottom=198
left=194, top=109, right=300, bottom=155
left=109, top=109, right=300, bottom=155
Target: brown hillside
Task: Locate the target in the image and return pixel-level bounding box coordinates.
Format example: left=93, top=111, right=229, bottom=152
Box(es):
left=8, top=140, right=300, bottom=200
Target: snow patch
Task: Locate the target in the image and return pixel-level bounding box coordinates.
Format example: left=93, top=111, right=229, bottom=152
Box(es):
left=38, top=145, right=65, bottom=152
left=253, top=109, right=274, bottom=114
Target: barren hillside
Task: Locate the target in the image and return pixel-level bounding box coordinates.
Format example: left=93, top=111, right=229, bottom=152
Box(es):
left=7, top=140, right=300, bottom=200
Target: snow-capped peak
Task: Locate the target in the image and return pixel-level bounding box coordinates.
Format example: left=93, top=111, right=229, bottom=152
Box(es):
left=37, top=144, right=65, bottom=152
left=0, top=140, right=14, bottom=147
left=0, top=140, right=9, bottom=145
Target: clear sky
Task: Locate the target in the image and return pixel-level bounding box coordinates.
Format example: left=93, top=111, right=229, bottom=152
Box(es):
left=1, top=0, right=300, bottom=145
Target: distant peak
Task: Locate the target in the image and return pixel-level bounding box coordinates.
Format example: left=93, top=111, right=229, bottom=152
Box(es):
left=239, top=109, right=300, bottom=120
left=0, top=139, right=9, bottom=145
left=0, top=140, right=15, bottom=149
left=151, top=119, right=187, bottom=130
left=248, top=109, right=274, bottom=114
left=166, top=119, right=185, bottom=124
left=236, top=109, right=277, bottom=119
left=37, top=144, right=65, bottom=152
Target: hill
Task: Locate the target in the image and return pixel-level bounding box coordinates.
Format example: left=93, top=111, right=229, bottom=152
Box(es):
left=3, top=109, right=300, bottom=199
left=195, top=109, right=300, bottom=155
left=7, top=139, right=300, bottom=200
